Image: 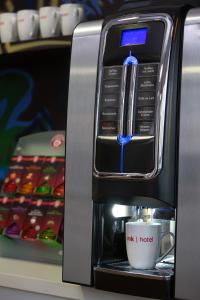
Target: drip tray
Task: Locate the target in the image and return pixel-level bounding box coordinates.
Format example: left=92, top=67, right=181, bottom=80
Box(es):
left=94, top=259, right=174, bottom=299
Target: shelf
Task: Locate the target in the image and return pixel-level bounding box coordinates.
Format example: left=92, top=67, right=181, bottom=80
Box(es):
left=0, top=36, right=72, bottom=55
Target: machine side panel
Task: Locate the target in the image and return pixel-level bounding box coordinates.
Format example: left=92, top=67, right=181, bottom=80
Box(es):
left=175, top=8, right=200, bottom=300
left=63, top=21, right=103, bottom=285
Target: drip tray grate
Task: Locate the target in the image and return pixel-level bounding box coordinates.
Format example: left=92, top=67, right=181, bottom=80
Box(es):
left=96, top=258, right=174, bottom=280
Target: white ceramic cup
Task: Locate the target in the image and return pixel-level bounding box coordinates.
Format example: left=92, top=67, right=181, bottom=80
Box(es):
left=60, top=4, right=85, bottom=36
left=126, top=222, right=175, bottom=270
left=0, top=13, right=18, bottom=43
left=39, top=6, right=60, bottom=38
left=17, top=10, right=39, bottom=41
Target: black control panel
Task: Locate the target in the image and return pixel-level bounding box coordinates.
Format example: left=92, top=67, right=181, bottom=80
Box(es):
left=99, top=66, right=123, bottom=136
left=135, top=63, right=159, bottom=136
left=99, top=63, right=159, bottom=137
left=95, top=18, right=168, bottom=177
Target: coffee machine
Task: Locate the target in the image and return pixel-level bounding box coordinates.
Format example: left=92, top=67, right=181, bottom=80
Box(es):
left=63, top=2, right=200, bottom=299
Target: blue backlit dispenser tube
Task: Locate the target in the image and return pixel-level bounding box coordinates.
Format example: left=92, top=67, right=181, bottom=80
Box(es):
left=117, top=51, right=138, bottom=173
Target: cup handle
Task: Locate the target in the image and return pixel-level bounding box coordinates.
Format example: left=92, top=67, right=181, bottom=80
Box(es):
left=77, top=7, right=85, bottom=22
left=75, top=8, right=79, bottom=20
left=29, top=14, right=36, bottom=38
left=9, top=17, right=16, bottom=43
left=156, top=232, right=175, bottom=263
left=52, top=11, right=60, bottom=35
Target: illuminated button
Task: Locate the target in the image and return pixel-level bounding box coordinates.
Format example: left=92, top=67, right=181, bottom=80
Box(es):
left=103, top=66, right=123, bottom=79
left=136, top=107, right=155, bottom=121
left=137, top=77, right=157, bottom=91
left=135, top=122, right=154, bottom=136
left=100, top=121, right=118, bottom=135
left=102, top=80, right=121, bottom=93
left=100, top=107, right=118, bottom=121
left=101, top=94, right=119, bottom=107
left=138, top=64, right=159, bottom=76
left=136, top=91, right=156, bottom=106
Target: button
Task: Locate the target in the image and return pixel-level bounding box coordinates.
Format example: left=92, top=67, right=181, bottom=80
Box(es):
left=102, top=80, right=121, bottom=94
left=99, top=121, right=118, bottom=136
left=138, top=64, right=159, bottom=76
left=135, top=122, right=154, bottom=136
left=136, top=107, right=155, bottom=121
left=101, top=94, right=119, bottom=107
left=137, top=77, right=157, bottom=91
left=100, top=107, right=118, bottom=121
left=103, top=66, right=123, bottom=79
left=136, top=91, right=156, bottom=106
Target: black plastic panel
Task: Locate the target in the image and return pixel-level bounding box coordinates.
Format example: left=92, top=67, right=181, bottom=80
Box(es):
left=96, top=138, right=154, bottom=174
left=96, top=139, right=121, bottom=173
left=124, top=139, right=154, bottom=173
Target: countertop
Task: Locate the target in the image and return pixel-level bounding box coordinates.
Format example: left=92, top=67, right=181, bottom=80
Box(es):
left=0, top=257, right=150, bottom=300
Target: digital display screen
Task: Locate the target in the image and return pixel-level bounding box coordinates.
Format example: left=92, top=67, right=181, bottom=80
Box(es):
left=120, top=28, right=148, bottom=46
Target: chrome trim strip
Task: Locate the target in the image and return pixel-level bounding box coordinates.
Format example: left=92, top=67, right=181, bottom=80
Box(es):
left=63, top=20, right=103, bottom=285
left=98, top=135, right=154, bottom=141
left=175, top=8, right=200, bottom=300
left=94, top=13, right=173, bottom=179
left=127, top=64, right=137, bottom=136
left=119, top=65, right=127, bottom=135
left=94, top=266, right=172, bottom=280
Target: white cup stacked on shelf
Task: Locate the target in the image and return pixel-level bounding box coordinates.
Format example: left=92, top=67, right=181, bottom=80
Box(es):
left=0, top=13, right=18, bottom=43
left=17, top=10, right=39, bottom=41
left=60, top=4, right=85, bottom=36
left=0, top=4, right=85, bottom=43
left=39, top=6, right=61, bottom=38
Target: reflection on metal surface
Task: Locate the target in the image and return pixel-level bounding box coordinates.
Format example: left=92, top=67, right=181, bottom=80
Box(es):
left=182, top=66, right=200, bottom=74
left=63, top=21, right=103, bottom=285
left=119, top=65, right=128, bottom=135
left=176, top=8, right=200, bottom=300
left=74, top=21, right=103, bottom=36
left=127, top=65, right=137, bottom=136
left=186, top=8, right=200, bottom=24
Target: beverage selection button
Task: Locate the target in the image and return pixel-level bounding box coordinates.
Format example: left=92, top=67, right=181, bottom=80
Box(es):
left=137, top=77, right=157, bottom=91
left=136, top=107, right=155, bottom=121
left=99, top=121, right=118, bottom=135
left=136, top=91, right=156, bottom=106
left=100, top=107, right=118, bottom=121
left=101, top=94, right=119, bottom=107
left=103, top=66, right=123, bottom=79
left=138, top=64, right=159, bottom=76
left=102, top=80, right=121, bottom=93
left=135, top=122, right=154, bottom=136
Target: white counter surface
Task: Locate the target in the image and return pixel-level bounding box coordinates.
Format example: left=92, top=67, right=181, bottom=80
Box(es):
left=0, top=257, right=150, bottom=300
left=0, top=257, right=82, bottom=299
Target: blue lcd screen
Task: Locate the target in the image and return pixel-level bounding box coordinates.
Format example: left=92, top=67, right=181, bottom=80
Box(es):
left=120, top=28, right=148, bottom=46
